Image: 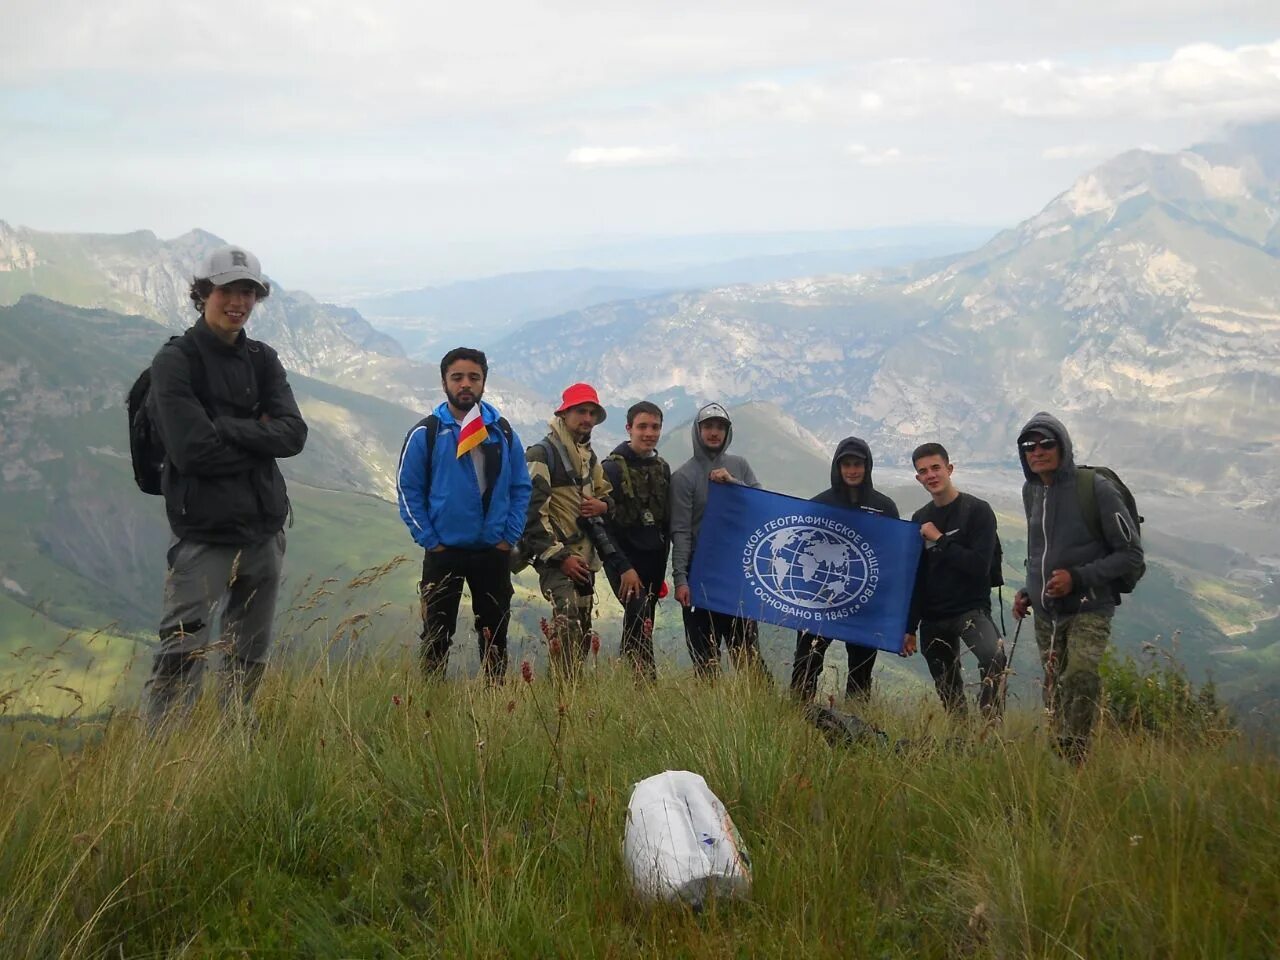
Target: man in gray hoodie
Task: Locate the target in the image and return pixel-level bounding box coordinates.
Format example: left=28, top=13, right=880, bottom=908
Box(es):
left=1012, top=412, right=1144, bottom=761
left=670, top=402, right=767, bottom=679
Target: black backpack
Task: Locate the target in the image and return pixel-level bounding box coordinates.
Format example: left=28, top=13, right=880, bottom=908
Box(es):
left=127, top=333, right=267, bottom=495
left=956, top=492, right=1006, bottom=632
left=1076, top=465, right=1146, bottom=595
left=956, top=492, right=1004, bottom=588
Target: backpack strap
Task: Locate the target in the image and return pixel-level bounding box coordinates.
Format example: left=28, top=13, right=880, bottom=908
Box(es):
left=543, top=432, right=590, bottom=491
left=955, top=490, right=973, bottom=535
left=480, top=416, right=516, bottom=512
left=171, top=333, right=212, bottom=416
left=1076, top=466, right=1104, bottom=542
left=529, top=437, right=586, bottom=546
left=397, top=413, right=441, bottom=493
left=245, top=340, right=271, bottom=416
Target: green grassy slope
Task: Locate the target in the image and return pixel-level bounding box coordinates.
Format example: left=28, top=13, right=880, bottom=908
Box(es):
left=0, top=664, right=1273, bottom=958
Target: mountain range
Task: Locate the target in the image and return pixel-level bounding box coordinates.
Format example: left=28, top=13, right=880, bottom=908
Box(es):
left=346, top=225, right=996, bottom=359
left=2, top=123, right=1278, bottom=720
left=489, top=123, right=1280, bottom=520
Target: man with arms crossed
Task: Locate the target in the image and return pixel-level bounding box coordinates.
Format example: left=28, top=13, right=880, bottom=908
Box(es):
left=144, top=245, right=308, bottom=727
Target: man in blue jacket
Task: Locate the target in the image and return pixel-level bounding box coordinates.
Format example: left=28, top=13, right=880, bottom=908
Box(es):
left=397, top=347, right=532, bottom=682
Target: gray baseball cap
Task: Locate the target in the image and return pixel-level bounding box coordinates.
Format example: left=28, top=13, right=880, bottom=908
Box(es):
left=696, top=402, right=731, bottom=424
left=198, top=245, right=270, bottom=296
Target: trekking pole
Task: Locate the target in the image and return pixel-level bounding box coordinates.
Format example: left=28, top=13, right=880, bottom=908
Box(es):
left=998, top=615, right=1024, bottom=708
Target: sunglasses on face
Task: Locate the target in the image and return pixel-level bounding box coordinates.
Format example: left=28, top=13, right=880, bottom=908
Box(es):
left=1019, top=438, right=1059, bottom=452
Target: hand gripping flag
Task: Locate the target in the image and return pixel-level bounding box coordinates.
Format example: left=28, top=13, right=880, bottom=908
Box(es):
left=455, top=405, right=488, bottom=457
left=689, top=483, right=923, bottom=653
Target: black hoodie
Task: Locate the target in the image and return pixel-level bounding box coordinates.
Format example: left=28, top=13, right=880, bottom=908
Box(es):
left=810, top=437, right=899, bottom=518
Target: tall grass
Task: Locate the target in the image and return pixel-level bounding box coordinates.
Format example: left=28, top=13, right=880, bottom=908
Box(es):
left=1, top=560, right=1276, bottom=959
left=0, top=634, right=1276, bottom=959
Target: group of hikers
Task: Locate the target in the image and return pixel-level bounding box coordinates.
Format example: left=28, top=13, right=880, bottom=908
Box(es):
left=136, top=245, right=1146, bottom=762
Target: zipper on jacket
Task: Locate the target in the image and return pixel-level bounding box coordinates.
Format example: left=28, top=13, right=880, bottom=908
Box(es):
left=1038, top=485, right=1050, bottom=610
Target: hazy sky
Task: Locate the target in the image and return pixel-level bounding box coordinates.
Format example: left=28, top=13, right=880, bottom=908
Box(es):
left=3, top=2, right=1279, bottom=293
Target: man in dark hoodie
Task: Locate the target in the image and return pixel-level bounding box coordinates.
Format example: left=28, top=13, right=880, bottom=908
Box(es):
left=670, top=402, right=768, bottom=679
left=1012, top=413, right=1144, bottom=761
left=790, top=437, right=900, bottom=701
left=904, top=442, right=1006, bottom=718
left=602, top=401, right=671, bottom=680
left=144, top=245, right=308, bottom=728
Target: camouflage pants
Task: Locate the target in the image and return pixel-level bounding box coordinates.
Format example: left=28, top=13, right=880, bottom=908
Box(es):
left=1033, top=610, right=1112, bottom=759
left=538, top=566, right=595, bottom=676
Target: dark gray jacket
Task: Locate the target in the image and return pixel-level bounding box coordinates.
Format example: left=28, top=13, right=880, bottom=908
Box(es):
left=149, top=319, right=307, bottom=544
left=669, top=405, right=761, bottom=588
left=1018, top=412, right=1143, bottom=618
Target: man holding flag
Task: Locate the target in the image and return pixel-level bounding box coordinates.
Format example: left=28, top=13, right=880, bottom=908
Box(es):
left=790, top=437, right=902, bottom=703
left=397, top=347, right=532, bottom=682
left=684, top=419, right=923, bottom=677
left=670, top=402, right=769, bottom=680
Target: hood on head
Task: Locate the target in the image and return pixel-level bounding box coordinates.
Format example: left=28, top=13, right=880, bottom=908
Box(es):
left=829, top=437, right=875, bottom=496
left=691, top=402, right=733, bottom=461
left=1017, top=411, right=1075, bottom=482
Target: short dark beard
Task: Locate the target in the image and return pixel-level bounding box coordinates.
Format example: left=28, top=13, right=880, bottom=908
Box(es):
left=447, top=387, right=480, bottom=412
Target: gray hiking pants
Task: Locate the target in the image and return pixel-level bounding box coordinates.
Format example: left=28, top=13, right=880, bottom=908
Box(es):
left=143, top=532, right=285, bottom=728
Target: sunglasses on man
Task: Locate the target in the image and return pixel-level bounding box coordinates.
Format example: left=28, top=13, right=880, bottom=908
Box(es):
left=1019, top=437, right=1059, bottom=452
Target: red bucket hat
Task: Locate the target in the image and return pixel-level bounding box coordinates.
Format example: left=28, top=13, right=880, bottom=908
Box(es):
left=555, top=382, right=607, bottom=423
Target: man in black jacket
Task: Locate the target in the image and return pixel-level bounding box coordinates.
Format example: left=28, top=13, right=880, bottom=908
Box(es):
left=602, top=401, right=671, bottom=681
left=143, top=244, right=308, bottom=727
left=790, top=437, right=900, bottom=701
left=904, top=442, right=1006, bottom=718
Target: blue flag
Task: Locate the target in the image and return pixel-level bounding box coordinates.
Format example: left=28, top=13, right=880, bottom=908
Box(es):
left=688, top=483, right=923, bottom=654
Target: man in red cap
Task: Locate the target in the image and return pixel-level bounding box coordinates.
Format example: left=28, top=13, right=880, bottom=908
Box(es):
left=522, top=383, right=642, bottom=675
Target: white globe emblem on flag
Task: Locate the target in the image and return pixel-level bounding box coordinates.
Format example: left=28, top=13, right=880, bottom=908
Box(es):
left=743, top=519, right=879, bottom=614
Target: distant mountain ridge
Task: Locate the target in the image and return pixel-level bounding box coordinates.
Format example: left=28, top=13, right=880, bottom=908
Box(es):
left=488, top=122, right=1280, bottom=515
left=0, top=220, right=552, bottom=433
left=349, top=231, right=994, bottom=358
left=0, top=222, right=405, bottom=375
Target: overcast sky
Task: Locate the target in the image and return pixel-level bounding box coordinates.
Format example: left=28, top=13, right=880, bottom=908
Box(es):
left=3, top=2, right=1279, bottom=294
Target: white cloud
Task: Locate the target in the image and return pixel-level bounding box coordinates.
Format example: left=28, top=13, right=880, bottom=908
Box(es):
left=846, top=144, right=905, bottom=166
left=1043, top=144, right=1102, bottom=160
left=4, top=2, right=1280, bottom=289
left=700, top=40, right=1280, bottom=126
left=566, top=146, right=686, bottom=168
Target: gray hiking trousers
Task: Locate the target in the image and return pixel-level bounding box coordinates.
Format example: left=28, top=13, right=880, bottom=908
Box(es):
left=143, top=531, right=285, bottom=728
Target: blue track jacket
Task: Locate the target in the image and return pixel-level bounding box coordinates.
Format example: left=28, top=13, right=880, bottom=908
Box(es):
left=396, top=401, right=532, bottom=551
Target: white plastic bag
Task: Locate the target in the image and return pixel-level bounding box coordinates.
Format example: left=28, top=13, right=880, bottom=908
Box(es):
left=623, top=770, right=752, bottom=905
